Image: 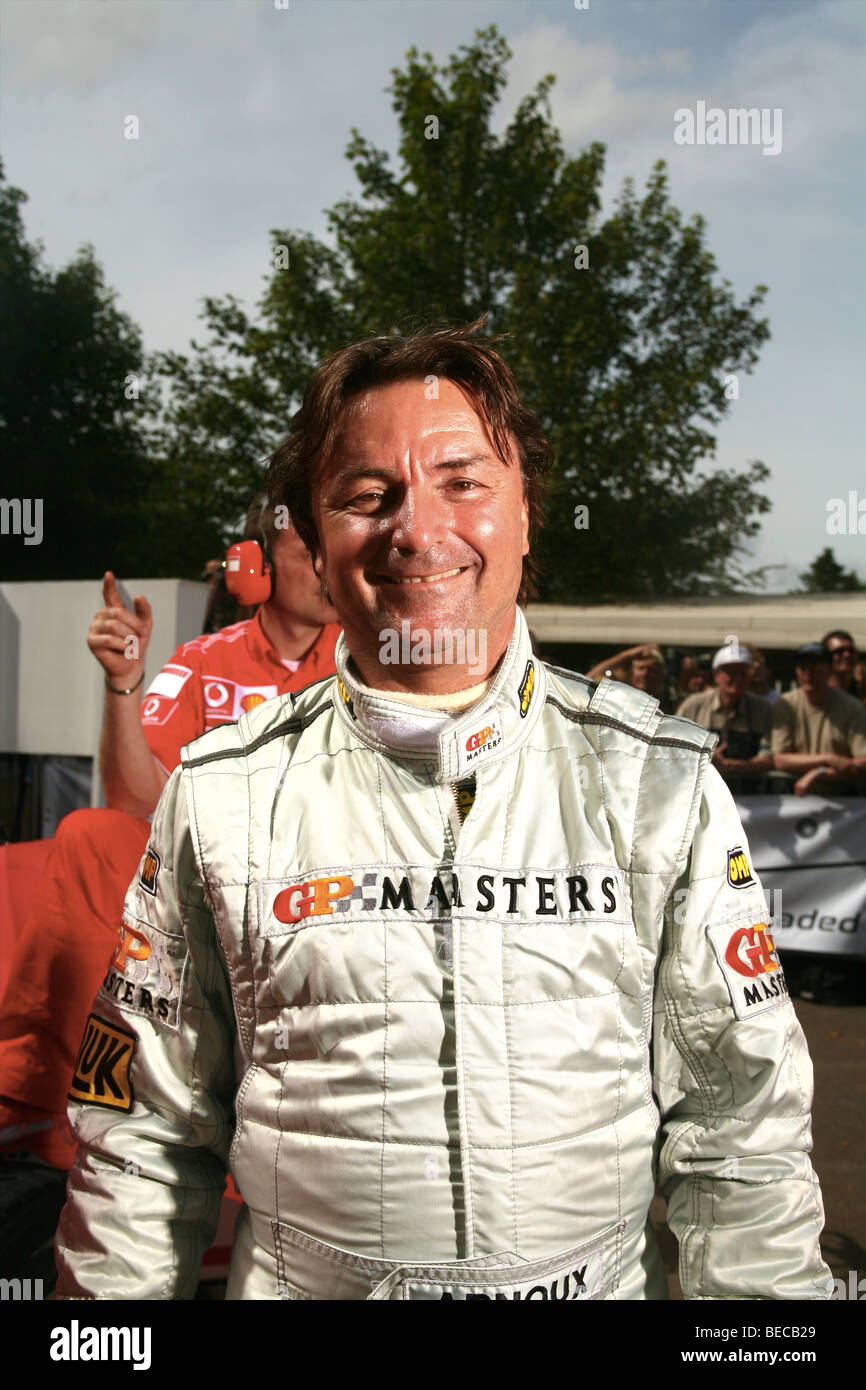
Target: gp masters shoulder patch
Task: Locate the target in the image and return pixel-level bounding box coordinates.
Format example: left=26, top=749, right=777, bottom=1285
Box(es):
left=707, top=921, right=788, bottom=1020
left=69, top=1014, right=136, bottom=1111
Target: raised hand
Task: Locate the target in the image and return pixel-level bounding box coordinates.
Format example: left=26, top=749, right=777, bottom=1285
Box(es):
left=87, top=571, right=153, bottom=685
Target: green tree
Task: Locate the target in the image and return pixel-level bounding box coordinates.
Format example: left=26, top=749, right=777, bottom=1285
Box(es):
left=798, top=547, right=865, bottom=593
left=0, top=161, right=190, bottom=580
left=154, top=27, right=772, bottom=598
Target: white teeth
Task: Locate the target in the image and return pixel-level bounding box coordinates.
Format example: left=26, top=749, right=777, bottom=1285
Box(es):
left=388, top=568, right=463, bottom=584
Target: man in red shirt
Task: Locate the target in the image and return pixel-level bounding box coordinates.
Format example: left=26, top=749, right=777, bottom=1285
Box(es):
left=0, top=507, right=340, bottom=1168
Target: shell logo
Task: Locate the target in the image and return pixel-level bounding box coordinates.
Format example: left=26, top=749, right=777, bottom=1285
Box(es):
left=241, top=693, right=267, bottom=712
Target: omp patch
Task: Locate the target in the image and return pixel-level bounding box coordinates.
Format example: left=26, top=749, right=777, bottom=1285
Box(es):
left=69, top=1015, right=135, bottom=1111
left=726, top=845, right=756, bottom=890
left=98, top=917, right=187, bottom=1030
left=336, top=676, right=357, bottom=721
left=518, top=660, right=535, bottom=718
left=707, top=921, right=789, bottom=1020
left=139, top=847, right=160, bottom=895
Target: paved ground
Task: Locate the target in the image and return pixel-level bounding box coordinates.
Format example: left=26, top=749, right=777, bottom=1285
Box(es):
left=652, top=997, right=866, bottom=1299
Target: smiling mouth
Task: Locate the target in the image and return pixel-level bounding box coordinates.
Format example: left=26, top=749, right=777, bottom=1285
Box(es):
left=377, top=567, right=469, bottom=585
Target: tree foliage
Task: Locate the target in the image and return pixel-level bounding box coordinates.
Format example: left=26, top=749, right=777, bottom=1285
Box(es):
left=0, top=161, right=188, bottom=579
left=156, top=28, right=772, bottom=595
left=798, top=547, right=865, bottom=593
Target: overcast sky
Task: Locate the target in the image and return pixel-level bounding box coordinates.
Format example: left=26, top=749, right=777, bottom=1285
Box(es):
left=3, top=0, right=864, bottom=593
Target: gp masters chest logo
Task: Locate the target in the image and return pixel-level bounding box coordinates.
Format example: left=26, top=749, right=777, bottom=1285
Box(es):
left=727, top=845, right=756, bottom=889
left=707, top=920, right=788, bottom=1020
left=261, top=864, right=628, bottom=936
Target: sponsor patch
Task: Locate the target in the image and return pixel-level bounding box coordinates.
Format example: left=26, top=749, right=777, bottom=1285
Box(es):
left=69, top=1014, right=135, bottom=1112
left=145, top=664, right=192, bottom=700
left=139, top=847, right=160, bottom=895
left=726, top=845, right=755, bottom=890
left=457, top=713, right=503, bottom=774
left=455, top=780, right=476, bottom=822
left=337, top=676, right=357, bottom=721
left=259, top=863, right=629, bottom=936
left=201, top=677, right=278, bottom=723
left=406, top=1252, right=602, bottom=1301
left=397, top=1224, right=623, bottom=1301
left=140, top=695, right=177, bottom=726
left=707, top=921, right=788, bottom=1019
left=518, top=661, right=535, bottom=718
left=99, top=917, right=187, bottom=1030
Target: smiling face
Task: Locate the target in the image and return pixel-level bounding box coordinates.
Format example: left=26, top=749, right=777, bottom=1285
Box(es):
left=311, top=378, right=529, bottom=692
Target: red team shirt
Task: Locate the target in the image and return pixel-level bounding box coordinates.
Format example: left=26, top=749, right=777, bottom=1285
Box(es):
left=141, top=611, right=342, bottom=773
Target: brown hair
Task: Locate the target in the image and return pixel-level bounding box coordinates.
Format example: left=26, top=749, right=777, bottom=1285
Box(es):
left=267, top=318, right=554, bottom=604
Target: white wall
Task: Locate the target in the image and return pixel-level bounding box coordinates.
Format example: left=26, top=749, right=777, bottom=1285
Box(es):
left=0, top=579, right=209, bottom=757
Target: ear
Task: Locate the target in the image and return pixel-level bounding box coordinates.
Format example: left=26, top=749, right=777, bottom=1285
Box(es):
left=520, top=496, right=530, bottom=557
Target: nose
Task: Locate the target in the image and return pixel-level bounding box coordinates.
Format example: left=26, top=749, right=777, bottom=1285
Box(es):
left=389, top=480, right=448, bottom=554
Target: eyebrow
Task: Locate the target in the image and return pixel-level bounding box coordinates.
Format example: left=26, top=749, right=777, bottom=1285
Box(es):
left=328, top=454, right=496, bottom=488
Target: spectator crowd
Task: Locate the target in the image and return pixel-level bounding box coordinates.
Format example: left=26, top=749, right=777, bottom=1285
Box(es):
left=586, top=630, right=866, bottom=797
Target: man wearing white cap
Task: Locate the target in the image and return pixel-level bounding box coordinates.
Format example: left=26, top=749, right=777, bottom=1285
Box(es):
left=677, top=635, right=774, bottom=789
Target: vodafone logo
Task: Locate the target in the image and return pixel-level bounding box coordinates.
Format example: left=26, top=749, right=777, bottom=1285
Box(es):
left=466, top=726, right=493, bottom=753
left=204, top=681, right=230, bottom=708
left=724, top=923, right=779, bottom=978
left=142, top=697, right=160, bottom=719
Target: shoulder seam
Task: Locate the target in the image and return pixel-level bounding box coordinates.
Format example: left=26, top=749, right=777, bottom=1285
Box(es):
left=544, top=695, right=712, bottom=752
left=181, top=700, right=330, bottom=770
left=545, top=663, right=597, bottom=692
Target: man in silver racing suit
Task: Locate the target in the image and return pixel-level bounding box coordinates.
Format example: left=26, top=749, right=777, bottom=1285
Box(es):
left=55, top=322, right=832, bottom=1301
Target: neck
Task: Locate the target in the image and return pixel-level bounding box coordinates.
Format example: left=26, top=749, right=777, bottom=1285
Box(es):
left=718, top=690, right=740, bottom=712
left=828, top=673, right=851, bottom=692
left=803, top=686, right=827, bottom=708
left=259, top=604, right=324, bottom=662
left=348, top=612, right=515, bottom=696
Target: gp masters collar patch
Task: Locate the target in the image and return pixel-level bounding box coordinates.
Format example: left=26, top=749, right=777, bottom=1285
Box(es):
left=69, top=1014, right=135, bottom=1111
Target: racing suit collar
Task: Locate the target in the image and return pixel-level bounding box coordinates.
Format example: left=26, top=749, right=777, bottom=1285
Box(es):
left=333, top=607, right=545, bottom=781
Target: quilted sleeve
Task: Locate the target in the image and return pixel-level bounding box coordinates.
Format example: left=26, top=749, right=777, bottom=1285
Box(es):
left=54, top=765, right=237, bottom=1299
left=653, top=765, right=833, bottom=1300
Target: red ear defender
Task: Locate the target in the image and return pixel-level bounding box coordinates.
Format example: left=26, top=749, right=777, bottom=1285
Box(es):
left=224, top=540, right=272, bottom=605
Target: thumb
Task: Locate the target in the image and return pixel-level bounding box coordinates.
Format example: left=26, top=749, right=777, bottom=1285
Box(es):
left=134, top=594, right=152, bottom=626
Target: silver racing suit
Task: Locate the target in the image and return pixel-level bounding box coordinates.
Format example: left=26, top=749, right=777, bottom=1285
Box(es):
left=55, top=608, right=832, bottom=1300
